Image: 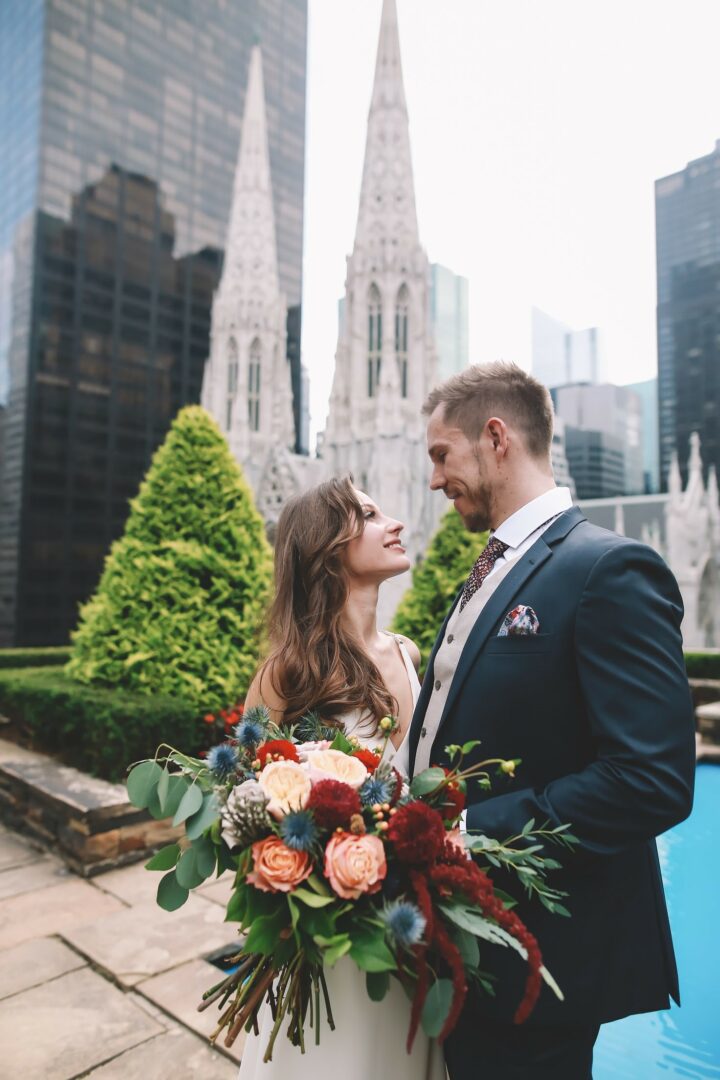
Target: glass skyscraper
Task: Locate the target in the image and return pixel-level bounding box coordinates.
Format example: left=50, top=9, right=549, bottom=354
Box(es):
left=429, top=263, right=469, bottom=381
left=0, top=0, right=307, bottom=645
left=656, top=139, right=720, bottom=490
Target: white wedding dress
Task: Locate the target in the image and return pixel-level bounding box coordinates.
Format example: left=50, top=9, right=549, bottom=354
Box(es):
left=237, top=636, right=446, bottom=1080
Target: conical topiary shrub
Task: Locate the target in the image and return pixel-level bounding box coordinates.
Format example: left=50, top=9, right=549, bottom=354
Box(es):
left=392, top=510, right=488, bottom=674
left=66, top=406, right=273, bottom=710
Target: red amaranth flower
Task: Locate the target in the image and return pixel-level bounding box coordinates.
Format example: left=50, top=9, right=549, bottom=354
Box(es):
left=432, top=915, right=468, bottom=1040
left=437, top=769, right=465, bottom=823
left=387, top=802, right=446, bottom=864
left=257, top=739, right=300, bottom=767
left=350, top=748, right=381, bottom=773
left=429, top=859, right=544, bottom=1024
left=406, top=869, right=435, bottom=1053
left=307, top=779, right=362, bottom=831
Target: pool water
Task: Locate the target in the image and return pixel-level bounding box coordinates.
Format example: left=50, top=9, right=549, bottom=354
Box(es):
left=594, top=764, right=720, bottom=1079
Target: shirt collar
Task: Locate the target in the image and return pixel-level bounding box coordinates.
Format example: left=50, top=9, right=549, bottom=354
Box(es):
left=493, top=487, right=573, bottom=551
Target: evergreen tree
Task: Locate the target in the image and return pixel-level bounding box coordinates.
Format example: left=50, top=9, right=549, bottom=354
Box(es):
left=392, top=510, right=488, bottom=673
left=67, top=406, right=273, bottom=709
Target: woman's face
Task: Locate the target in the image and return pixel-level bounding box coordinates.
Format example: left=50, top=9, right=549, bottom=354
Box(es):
left=343, top=488, right=410, bottom=583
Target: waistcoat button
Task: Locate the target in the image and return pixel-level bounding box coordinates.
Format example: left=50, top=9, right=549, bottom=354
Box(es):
left=434, top=679, right=441, bottom=690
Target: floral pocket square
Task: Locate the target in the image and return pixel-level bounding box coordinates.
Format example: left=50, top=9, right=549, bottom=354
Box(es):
left=497, top=604, right=540, bottom=637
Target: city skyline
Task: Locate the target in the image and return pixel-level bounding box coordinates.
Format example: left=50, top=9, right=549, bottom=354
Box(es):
left=303, top=0, right=720, bottom=442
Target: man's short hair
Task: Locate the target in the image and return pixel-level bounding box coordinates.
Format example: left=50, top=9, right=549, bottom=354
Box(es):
left=423, top=361, right=554, bottom=459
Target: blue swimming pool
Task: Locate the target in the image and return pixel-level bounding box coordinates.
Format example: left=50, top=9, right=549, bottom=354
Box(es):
left=594, top=764, right=720, bottom=1079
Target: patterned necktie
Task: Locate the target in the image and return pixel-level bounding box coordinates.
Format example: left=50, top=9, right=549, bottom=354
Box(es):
left=459, top=536, right=509, bottom=611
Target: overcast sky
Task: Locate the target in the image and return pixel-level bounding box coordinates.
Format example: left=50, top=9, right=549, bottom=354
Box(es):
left=301, top=0, right=720, bottom=442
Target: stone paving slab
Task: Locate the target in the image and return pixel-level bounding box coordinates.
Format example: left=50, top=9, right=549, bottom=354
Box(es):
left=0, top=852, right=71, bottom=900
left=0, top=965, right=164, bottom=1079
left=0, top=757, right=131, bottom=821
left=96, top=858, right=164, bottom=906
left=0, top=826, right=41, bottom=871
left=197, top=873, right=234, bottom=908
left=89, top=1023, right=239, bottom=1077
left=0, top=936, right=86, bottom=1001
left=0, top=877, right=125, bottom=950
left=63, top=893, right=238, bottom=987
left=137, top=957, right=244, bottom=1064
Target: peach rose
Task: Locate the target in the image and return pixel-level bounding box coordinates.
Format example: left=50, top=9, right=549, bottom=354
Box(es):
left=305, top=749, right=368, bottom=790
left=257, top=760, right=312, bottom=819
left=247, top=836, right=312, bottom=893
left=324, top=831, right=387, bottom=899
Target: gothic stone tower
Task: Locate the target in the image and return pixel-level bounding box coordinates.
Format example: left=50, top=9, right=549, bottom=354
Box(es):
left=201, top=46, right=295, bottom=493
left=324, top=0, right=444, bottom=625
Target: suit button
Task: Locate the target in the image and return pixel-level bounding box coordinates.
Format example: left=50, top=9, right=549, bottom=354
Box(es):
left=434, top=679, right=441, bottom=690
left=447, top=634, right=454, bottom=644
left=421, top=727, right=427, bottom=738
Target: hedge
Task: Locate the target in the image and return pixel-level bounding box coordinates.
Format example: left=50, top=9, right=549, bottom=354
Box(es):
left=684, top=651, right=720, bottom=681
left=0, top=647, right=71, bottom=670
left=66, top=405, right=272, bottom=710
left=0, top=667, right=201, bottom=782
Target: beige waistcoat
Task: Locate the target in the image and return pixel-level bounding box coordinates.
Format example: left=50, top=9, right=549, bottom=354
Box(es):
left=413, top=556, right=520, bottom=774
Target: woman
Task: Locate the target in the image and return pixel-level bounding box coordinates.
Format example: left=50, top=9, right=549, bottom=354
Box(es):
left=238, top=477, right=445, bottom=1080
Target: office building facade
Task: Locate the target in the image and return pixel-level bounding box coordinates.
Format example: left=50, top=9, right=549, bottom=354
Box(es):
left=430, top=263, right=469, bottom=381
left=656, top=140, right=720, bottom=490
left=532, top=306, right=606, bottom=388
left=626, top=377, right=659, bottom=494
left=0, top=0, right=307, bottom=645
left=553, top=382, right=644, bottom=496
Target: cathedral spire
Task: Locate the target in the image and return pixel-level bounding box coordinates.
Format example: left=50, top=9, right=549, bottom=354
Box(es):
left=221, top=44, right=279, bottom=305
left=353, top=0, right=419, bottom=254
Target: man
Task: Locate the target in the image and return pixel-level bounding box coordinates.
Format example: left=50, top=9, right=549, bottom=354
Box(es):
left=408, top=361, right=695, bottom=1079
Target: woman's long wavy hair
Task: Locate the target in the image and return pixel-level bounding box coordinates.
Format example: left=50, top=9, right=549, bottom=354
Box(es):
left=262, top=476, right=396, bottom=729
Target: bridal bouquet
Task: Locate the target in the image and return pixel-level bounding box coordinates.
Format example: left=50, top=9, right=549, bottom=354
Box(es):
left=127, top=707, right=575, bottom=1061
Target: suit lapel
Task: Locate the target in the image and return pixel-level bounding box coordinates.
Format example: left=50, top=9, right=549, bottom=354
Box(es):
left=431, top=507, right=586, bottom=749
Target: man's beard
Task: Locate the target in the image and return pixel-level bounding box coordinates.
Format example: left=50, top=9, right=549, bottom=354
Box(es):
left=459, top=479, right=493, bottom=533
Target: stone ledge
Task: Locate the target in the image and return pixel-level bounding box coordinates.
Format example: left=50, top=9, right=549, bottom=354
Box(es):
left=0, top=738, right=181, bottom=876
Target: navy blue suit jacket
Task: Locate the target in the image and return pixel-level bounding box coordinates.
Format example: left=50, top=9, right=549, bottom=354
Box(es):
left=407, top=507, right=695, bottom=1026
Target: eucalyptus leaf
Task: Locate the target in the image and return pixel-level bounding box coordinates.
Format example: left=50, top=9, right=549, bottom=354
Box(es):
left=163, top=775, right=189, bottom=819
left=192, top=834, right=216, bottom=880
left=172, top=783, right=203, bottom=826
left=157, top=767, right=170, bottom=812
left=145, top=843, right=181, bottom=872
left=175, top=847, right=204, bottom=889
left=185, top=792, right=219, bottom=839
left=410, top=767, right=446, bottom=797
left=421, top=978, right=454, bottom=1038
left=366, top=971, right=390, bottom=1002
left=157, top=869, right=189, bottom=911
left=127, top=760, right=162, bottom=809
left=449, top=924, right=480, bottom=968
left=349, top=928, right=396, bottom=972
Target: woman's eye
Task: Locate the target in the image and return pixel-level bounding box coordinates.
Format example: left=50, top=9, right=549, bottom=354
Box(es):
left=364, top=510, right=375, bottom=519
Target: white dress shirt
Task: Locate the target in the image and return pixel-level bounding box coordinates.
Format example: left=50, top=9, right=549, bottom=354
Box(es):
left=484, top=486, right=573, bottom=581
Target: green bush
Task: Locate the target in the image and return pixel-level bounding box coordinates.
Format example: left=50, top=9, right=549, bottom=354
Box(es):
left=0, top=667, right=200, bottom=781
left=0, top=647, right=71, bottom=670
left=392, top=510, right=488, bottom=673
left=684, top=651, right=720, bottom=680
left=66, top=406, right=273, bottom=710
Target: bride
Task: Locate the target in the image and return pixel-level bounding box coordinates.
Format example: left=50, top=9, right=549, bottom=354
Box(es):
left=237, top=477, right=446, bottom=1080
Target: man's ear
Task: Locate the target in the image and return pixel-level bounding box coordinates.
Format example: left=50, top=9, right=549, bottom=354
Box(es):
left=486, top=416, right=509, bottom=456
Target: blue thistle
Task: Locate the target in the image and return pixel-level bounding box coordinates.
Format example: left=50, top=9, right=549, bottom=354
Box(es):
left=206, top=743, right=239, bottom=779
left=360, top=773, right=395, bottom=807
left=381, top=900, right=426, bottom=950
left=234, top=716, right=266, bottom=749
left=279, top=810, right=318, bottom=852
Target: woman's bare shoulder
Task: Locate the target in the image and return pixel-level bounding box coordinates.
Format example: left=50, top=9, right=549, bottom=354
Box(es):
left=245, top=661, right=286, bottom=723
left=394, top=633, right=421, bottom=672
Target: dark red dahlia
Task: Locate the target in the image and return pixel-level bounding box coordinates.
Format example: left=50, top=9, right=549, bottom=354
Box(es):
left=256, top=739, right=300, bottom=767
left=387, top=802, right=446, bottom=863
left=307, top=780, right=362, bottom=831
left=350, top=748, right=381, bottom=773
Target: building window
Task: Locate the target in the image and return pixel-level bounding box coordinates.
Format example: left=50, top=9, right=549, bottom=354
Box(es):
left=248, top=338, right=261, bottom=432
left=368, top=284, right=382, bottom=397
left=226, top=337, right=238, bottom=431
left=395, top=284, right=408, bottom=398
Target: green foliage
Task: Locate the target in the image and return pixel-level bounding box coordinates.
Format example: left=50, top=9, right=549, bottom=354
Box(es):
left=0, top=666, right=199, bottom=781
left=392, top=510, right=488, bottom=672
left=0, top=647, right=70, bottom=670
left=684, top=651, right=720, bottom=680
left=66, top=406, right=273, bottom=709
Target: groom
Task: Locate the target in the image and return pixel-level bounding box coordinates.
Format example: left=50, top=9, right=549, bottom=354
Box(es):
left=408, top=361, right=695, bottom=1080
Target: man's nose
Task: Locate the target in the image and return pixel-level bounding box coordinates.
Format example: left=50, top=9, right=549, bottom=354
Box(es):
left=429, top=465, right=444, bottom=490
